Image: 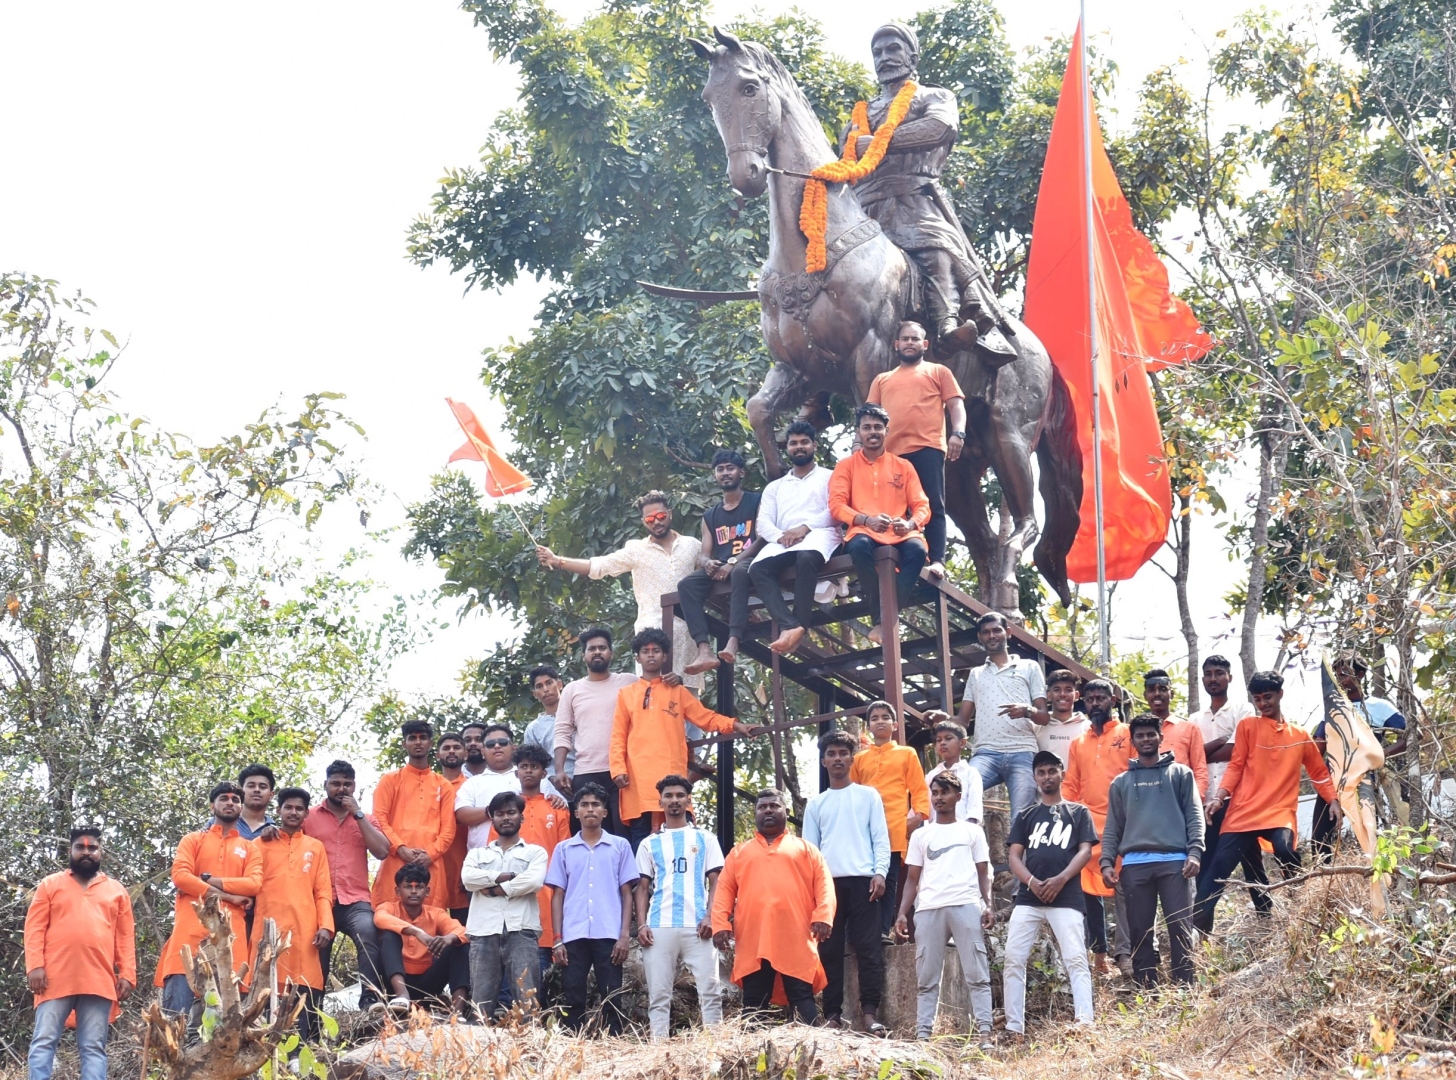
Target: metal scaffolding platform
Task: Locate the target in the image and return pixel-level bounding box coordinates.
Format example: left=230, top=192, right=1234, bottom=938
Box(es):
left=660, top=545, right=1101, bottom=854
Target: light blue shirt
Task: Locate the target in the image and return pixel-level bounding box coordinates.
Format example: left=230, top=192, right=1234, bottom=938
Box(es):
left=802, top=783, right=891, bottom=879
left=1121, top=851, right=1186, bottom=865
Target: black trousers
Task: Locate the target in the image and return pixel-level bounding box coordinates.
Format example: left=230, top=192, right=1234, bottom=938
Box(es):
left=879, top=852, right=903, bottom=936
left=1196, top=827, right=1297, bottom=930
left=819, top=876, right=883, bottom=1018
left=1193, top=803, right=1266, bottom=927
left=1121, top=860, right=1195, bottom=984
left=901, top=447, right=948, bottom=563
left=741, top=959, right=818, bottom=1024
left=846, top=536, right=927, bottom=625
left=571, top=771, right=626, bottom=837
left=1084, top=892, right=1108, bottom=955
left=379, top=931, right=469, bottom=1000
left=561, top=937, right=625, bottom=1035
left=295, top=987, right=325, bottom=1044
left=678, top=564, right=752, bottom=644
left=750, top=549, right=826, bottom=632
left=1310, top=795, right=1339, bottom=862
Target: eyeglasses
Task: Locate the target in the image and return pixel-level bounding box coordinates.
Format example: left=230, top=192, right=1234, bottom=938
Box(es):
left=642, top=511, right=670, bottom=524
left=484, top=738, right=512, bottom=749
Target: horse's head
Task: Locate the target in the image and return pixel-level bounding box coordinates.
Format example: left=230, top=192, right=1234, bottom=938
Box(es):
left=691, top=27, right=780, bottom=198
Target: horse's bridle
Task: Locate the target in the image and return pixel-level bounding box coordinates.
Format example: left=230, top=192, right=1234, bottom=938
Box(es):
left=712, top=66, right=776, bottom=161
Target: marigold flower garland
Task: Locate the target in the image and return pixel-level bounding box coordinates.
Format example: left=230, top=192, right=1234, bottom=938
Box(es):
left=798, top=80, right=917, bottom=273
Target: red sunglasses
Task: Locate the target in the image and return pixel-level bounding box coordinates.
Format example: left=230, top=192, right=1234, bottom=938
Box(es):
left=643, top=511, right=670, bottom=524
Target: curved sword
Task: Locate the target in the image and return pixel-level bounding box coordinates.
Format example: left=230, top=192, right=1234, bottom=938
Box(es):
left=636, top=280, right=760, bottom=303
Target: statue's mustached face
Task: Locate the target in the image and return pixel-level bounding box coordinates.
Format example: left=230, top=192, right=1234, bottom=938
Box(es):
left=871, top=37, right=915, bottom=83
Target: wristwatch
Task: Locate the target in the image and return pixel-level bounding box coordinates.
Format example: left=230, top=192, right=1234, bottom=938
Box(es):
left=950, top=430, right=966, bottom=441
left=352, top=811, right=365, bottom=821
left=726, top=556, right=738, bottom=566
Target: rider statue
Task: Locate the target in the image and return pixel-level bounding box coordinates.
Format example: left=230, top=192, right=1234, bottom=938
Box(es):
left=847, top=22, right=1017, bottom=363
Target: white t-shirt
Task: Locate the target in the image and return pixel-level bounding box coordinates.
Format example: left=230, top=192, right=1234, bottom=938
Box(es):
left=1037, top=715, right=1090, bottom=766
left=924, top=761, right=985, bottom=823
left=456, top=769, right=565, bottom=850
left=1192, top=699, right=1256, bottom=801
left=904, top=819, right=990, bottom=911
left=966, top=657, right=1047, bottom=753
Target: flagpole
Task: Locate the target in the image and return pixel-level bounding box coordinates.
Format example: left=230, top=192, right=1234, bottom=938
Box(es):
left=1080, top=2, right=1110, bottom=670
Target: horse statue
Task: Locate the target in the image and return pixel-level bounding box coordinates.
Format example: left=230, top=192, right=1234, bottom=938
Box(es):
left=687, top=27, right=1081, bottom=611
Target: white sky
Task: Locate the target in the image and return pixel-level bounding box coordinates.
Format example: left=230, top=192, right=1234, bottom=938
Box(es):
left=0, top=0, right=1338, bottom=753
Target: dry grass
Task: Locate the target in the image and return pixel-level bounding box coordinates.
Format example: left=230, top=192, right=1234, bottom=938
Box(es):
left=12, top=875, right=1456, bottom=1079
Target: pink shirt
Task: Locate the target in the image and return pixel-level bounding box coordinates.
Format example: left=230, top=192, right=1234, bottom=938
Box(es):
left=301, top=804, right=386, bottom=906
left=554, top=672, right=639, bottom=774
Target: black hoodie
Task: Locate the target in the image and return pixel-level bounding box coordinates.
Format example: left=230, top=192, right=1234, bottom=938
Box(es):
left=1100, top=751, right=1205, bottom=869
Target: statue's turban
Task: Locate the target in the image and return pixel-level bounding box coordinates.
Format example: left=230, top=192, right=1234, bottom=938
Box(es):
left=871, top=22, right=920, bottom=56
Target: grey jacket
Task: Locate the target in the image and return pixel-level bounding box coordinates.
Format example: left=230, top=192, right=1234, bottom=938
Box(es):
left=1100, top=752, right=1205, bottom=868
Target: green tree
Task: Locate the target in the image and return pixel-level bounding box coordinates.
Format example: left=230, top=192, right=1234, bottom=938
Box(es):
left=0, top=273, right=417, bottom=1031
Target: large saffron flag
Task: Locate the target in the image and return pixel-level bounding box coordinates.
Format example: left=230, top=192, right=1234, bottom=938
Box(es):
left=1023, top=24, right=1213, bottom=582
left=446, top=398, right=532, bottom=497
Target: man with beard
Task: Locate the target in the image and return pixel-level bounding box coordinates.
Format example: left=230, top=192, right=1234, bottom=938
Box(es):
left=460, top=724, right=492, bottom=778
left=303, top=760, right=393, bottom=1007
left=435, top=732, right=473, bottom=920
left=553, top=627, right=641, bottom=835
left=828, top=404, right=931, bottom=646
left=1062, top=679, right=1131, bottom=976
left=677, top=450, right=763, bottom=674
left=711, top=790, right=834, bottom=1025
left=25, top=828, right=135, bottom=1080
left=155, top=783, right=264, bottom=1020
left=845, top=24, right=1016, bottom=363
left=463, top=791, right=548, bottom=1019
left=537, top=491, right=708, bottom=690
left=250, top=789, right=333, bottom=1042
left=457, top=725, right=567, bottom=860
left=866, top=322, right=967, bottom=578
left=749, top=421, right=842, bottom=657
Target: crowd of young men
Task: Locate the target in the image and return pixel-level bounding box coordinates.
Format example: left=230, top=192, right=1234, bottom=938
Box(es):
left=22, top=333, right=1375, bottom=1069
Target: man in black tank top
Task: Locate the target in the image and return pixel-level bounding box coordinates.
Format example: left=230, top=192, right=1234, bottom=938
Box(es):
left=679, top=450, right=763, bottom=675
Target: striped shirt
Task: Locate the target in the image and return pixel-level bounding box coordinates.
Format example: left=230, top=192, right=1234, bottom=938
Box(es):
left=635, top=826, right=725, bottom=929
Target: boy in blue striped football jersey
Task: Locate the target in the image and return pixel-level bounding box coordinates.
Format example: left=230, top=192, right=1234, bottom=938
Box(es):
left=633, top=775, right=725, bottom=1039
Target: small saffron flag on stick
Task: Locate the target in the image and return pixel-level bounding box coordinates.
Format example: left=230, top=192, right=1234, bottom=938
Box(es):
left=445, top=398, right=538, bottom=544
left=446, top=398, right=533, bottom=497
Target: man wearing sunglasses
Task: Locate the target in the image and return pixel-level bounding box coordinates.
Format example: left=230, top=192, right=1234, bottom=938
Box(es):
left=537, top=490, right=708, bottom=692
left=456, top=725, right=568, bottom=860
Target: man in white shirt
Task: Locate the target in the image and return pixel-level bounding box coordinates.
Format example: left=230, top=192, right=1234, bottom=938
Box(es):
left=537, top=491, right=707, bottom=690
left=750, top=421, right=843, bottom=658
left=462, top=792, right=548, bottom=1019
left=633, top=774, right=725, bottom=1040
left=1189, top=653, right=1261, bottom=911
left=923, top=719, right=985, bottom=823
left=1037, top=670, right=1090, bottom=766
left=553, top=628, right=643, bottom=837
left=801, top=730, right=891, bottom=1033
left=456, top=724, right=566, bottom=852
left=894, top=771, right=994, bottom=1044
left=957, top=611, right=1050, bottom=824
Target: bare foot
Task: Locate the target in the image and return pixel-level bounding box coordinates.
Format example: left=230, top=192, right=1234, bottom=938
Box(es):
left=769, top=626, right=806, bottom=655
left=717, top=637, right=740, bottom=665
left=867, top=624, right=883, bottom=646
left=685, top=643, right=720, bottom=675
left=926, top=561, right=945, bottom=579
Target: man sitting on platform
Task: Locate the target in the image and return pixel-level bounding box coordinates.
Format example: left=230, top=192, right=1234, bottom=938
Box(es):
left=828, top=404, right=931, bottom=645
left=750, top=421, right=842, bottom=658
left=678, top=450, right=762, bottom=674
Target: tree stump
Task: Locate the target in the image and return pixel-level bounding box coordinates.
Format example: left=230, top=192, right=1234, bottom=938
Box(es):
left=142, top=893, right=303, bottom=1080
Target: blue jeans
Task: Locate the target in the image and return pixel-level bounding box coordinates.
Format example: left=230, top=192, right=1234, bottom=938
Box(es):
left=29, top=995, right=110, bottom=1080
left=969, top=749, right=1037, bottom=824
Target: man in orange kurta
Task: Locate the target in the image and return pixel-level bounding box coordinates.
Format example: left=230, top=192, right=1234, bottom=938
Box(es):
left=435, top=732, right=473, bottom=919
left=251, top=788, right=333, bottom=1042
left=156, top=782, right=264, bottom=1020
left=1061, top=679, right=1130, bottom=971
left=25, top=828, right=136, bottom=1080
left=1143, top=669, right=1210, bottom=799
left=1195, top=670, right=1342, bottom=931
left=610, top=627, right=756, bottom=847
left=711, top=789, right=834, bottom=1024
left=370, top=720, right=458, bottom=908
left=848, top=700, right=931, bottom=936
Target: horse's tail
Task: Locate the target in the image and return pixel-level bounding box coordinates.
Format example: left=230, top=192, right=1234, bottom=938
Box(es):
left=1033, top=367, right=1083, bottom=608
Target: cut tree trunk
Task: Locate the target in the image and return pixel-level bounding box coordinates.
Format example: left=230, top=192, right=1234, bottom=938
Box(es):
left=143, top=893, right=303, bottom=1080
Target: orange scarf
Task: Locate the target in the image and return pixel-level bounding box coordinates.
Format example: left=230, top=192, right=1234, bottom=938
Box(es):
left=798, top=81, right=917, bottom=273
